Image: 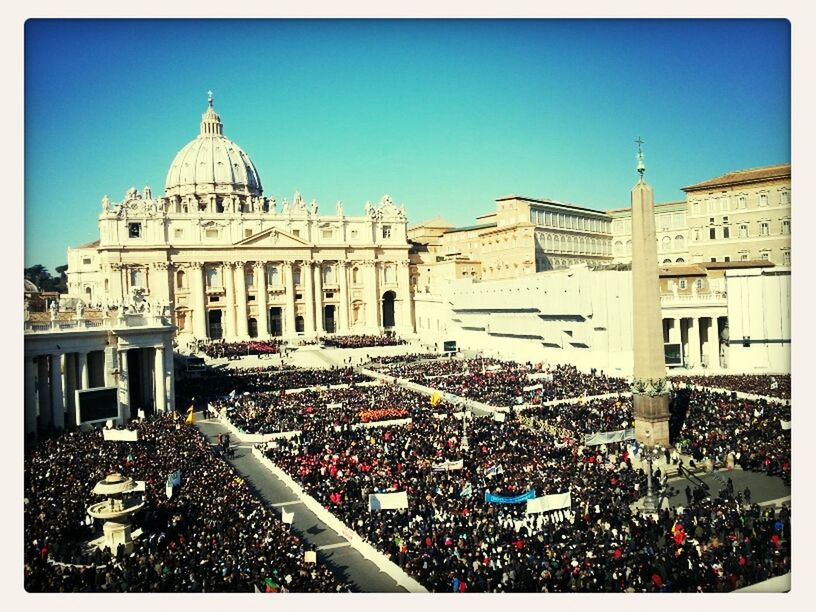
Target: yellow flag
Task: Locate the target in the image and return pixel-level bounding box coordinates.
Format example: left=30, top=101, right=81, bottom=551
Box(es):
left=430, top=391, right=441, bottom=407
left=185, top=407, right=195, bottom=425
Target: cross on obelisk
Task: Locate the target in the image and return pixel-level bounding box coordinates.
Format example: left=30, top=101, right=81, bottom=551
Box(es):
left=630, top=137, right=670, bottom=448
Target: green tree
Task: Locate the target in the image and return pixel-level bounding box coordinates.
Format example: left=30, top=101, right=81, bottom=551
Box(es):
left=24, top=264, right=67, bottom=293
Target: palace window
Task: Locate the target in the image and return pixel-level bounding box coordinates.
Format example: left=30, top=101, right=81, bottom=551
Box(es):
left=292, top=229, right=301, bottom=238
left=246, top=270, right=254, bottom=287
left=759, top=193, right=768, bottom=207
left=293, top=267, right=302, bottom=286
left=176, top=270, right=185, bottom=289
left=244, top=229, right=253, bottom=238
left=268, top=266, right=280, bottom=286
left=696, top=279, right=704, bottom=290
left=206, top=267, right=220, bottom=288
left=322, top=229, right=333, bottom=240
left=128, top=223, right=142, bottom=238
left=174, top=228, right=184, bottom=239
left=709, top=227, right=716, bottom=240
left=323, top=265, right=334, bottom=284
left=692, top=202, right=700, bottom=215
left=739, top=224, right=748, bottom=238
left=679, top=279, right=687, bottom=290
left=782, top=219, right=790, bottom=234
left=740, top=252, right=749, bottom=261
left=82, top=257, right=92, bottom=265
left=737, top=195, right=747, bottom=210
left=205, top=228, right=219, bottom=239
left=674, top=235, right=685, bottom=250
left=130, top=268, right=144, bottom=288
left=382, top=225, right=392, bottom=239
left=761, top=251, right=770, bottom=261
left=661, top=236, right=671, bottom=251
left=720, top=197, right=729, bottom=212
left=723, top=226, right=730, bottom=239
left=780, top=190, right=790, bottom=206
left=783, top=250, right=791, bottom=265
left=760, top=222, right=770, bottom=236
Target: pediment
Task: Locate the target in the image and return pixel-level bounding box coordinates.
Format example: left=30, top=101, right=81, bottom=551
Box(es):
left=234, top=227, right=311, bottom=247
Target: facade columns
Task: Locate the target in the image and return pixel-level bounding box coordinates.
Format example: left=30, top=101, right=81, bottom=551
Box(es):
left=314, top=261, right=324, bottom=333
left=700, top=317, right=711, bottom=368
left=398, top=260, right=412, bottom=332
left=50, top=353, right=65, bottom=431
left=165, top=339, right=176, bottom=413
left=78, top=351, right=90, bottom=389
left=284, top=262, right=296, bottom=336
left=24, top=356, right=37, bottom=437
left=235, top=261, right=249, bottom=339
left=191, top=264, right=207, bottom=339
left=255, top=262, right=269, bottom=338
left=224, top=262, right=237, bottom=340
left=687, top=317, right=701, bottom=369
left=154, top=346, right=167, bottom=413
left=366, top=261, right=380, bottom=331
left=109, top=263, right=124, bottom=302
left=37, top=356, right=52, bottom=430
left=64, top=353, right=77, bottom=430
left=303, top=261, right=316, bottom=334
left=337, top=261, right=350, bottom=333
left=118, top=349, right=130, bottom=423
left=669, top=317, right=681, bottom=344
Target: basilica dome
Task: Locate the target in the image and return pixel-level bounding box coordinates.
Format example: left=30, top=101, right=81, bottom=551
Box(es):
left=164, top=94, right=263, bottom=198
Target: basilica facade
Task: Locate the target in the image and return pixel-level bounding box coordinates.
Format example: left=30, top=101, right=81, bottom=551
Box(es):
left=66, top=95, right=413, bottom=343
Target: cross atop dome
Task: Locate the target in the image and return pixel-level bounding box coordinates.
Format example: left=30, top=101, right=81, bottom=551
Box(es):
left=207, top=90, right=214, bottom=107
left=200, top=91, right=223, bottom=136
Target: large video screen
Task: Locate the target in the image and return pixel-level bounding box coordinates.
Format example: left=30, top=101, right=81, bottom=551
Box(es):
left=76, top=387, right=119, bottom=423
left=664, top=343, right=683, bottom=367
left=443, top=340, right=457, bottom=352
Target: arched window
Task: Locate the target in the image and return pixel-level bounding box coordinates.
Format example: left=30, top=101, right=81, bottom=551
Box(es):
left=661, top=236, right=671, bottom=252
left=104, top=279, right=109, bottom=291
left=352, top=267, right=360, bottom=284
left=176, top=270, right=185, bottom=289
left=245, top=269, right=254, bottom=287
left=625, top=240, right=632, bottom=255
left=130, top=268, right=144, bottom=288
left=663, top=259, right=672, bottom=264
left=293, top=266, right=302, bottom=286
left=84, top=286, right=92, bottom=301
left=676, top=257, right=685, bottom=263
left=384, top=265, right=395, bottom=283
left=674, top=235, right=685, bottom=251
left=268, top=266, right=279, bottom=286
left=614, top=240, right=623, bottom=255
left=322, top=265, right=334, bottom=284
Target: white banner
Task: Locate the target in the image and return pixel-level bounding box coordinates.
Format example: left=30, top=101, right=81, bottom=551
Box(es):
left=526, top=491, right=572, bottom=514
left=432, top=459, right=464, bottom=471
left=327, top=403, right=343, bottom=409
left=282, top=508, right=294, bottom=524
left=522, top=383, right=543, bottom=392
left=133, top=480, right=146, bottom=492
left=368, top=491, right=409, bottom=511
left=493, top=411, right=506, bottom=422
left=584, top=428, right=635, bottom=446
left=103, top=429, right=140, bottom=442
left=780, top=419, right=791, bottom=430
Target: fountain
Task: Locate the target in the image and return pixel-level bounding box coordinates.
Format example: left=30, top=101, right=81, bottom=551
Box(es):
left=86, top=473, right=144, bottom=554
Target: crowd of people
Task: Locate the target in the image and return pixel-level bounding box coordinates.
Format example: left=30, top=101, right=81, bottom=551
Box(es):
left=201, top=339, right=286, bottom=359
left=262, top=404, right=790, bottom=592
left=671, top=388, right=791, bottom=484
left=214, top=382, right=441, bottom=434
left=366, top=353, right=439, bottom=368
left=671, top=374, right=791, bottom=400
left=520, top=396, right=633, bottom=436
left=24, top=415, right=347, bottom=592
left=321, top=334, right=407, bottom=349
left=381, top=359, right=629, bottom=407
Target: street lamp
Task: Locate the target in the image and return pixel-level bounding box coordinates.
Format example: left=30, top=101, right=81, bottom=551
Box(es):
left=642, top=433, right=661, bottom=513
left=461, top=404, right=469, bottom=450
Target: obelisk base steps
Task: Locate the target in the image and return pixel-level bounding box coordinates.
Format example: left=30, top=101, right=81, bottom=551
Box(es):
left=633, top=394, right=670, bottom=447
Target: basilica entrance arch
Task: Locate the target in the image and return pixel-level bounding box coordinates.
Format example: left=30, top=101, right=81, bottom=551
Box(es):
left=382, top=290, right=396, bottom=328
left=207, top=310, right=223, bottom=340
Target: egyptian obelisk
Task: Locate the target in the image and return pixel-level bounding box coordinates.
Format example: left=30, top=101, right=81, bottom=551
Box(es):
left=630, top=138, right=670, bottom=447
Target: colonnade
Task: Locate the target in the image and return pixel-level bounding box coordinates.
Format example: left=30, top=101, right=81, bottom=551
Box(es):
left=663, top=315, right=729, bottom=370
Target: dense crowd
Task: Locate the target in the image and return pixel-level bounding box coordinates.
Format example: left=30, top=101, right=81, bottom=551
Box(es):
left=176, top=366, right=367, bottom=410
left=671, top=374, right=791, bottom=400
left=321, top=334, right=407, bottom=349
left=366, top=353, right=440, bottom=368
left=263, top=406, right=790, bottom=592
left=671, top=388, right=791, bottom=484
left=382, top=359, right=628, bottom=407
left=24, top=415, right=347, bottom=592
left=215, top=383, right=441, bottom=434
left=201, top=340, right=286, bottom=359
left=520, top=396, right=633, bottom=435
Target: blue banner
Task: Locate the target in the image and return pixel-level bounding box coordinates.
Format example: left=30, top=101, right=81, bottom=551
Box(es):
left=484, top=490, right=536, bottom=504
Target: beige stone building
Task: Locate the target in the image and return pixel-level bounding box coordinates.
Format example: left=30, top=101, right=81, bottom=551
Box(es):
left=683, top=164, right=791, bottom=266
left=610, top=201, right=689, bottom=264
left=66, top=95, right=413, bottom=343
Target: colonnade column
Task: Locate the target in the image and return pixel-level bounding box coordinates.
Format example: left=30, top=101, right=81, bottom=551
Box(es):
left=699, top=317, right=711, bottom=368
left=337, top=261, right=350, bottom=333
left=24, top=356, right=37, bottom=437
left=235, top=261, right=249, bottom=339
left=118, top=349, right=130, bottom=424
left=669, top=318, right=681, bottom=345
left=365, top=261, right=379, bottom=331
left=164, top=337, right=175, bottom=413
left=314, top=261, right=323, bottom=334
left=37, top=356, right=52, bottom=430
left=224, top=262, right=237, bottom=340
left=50, top=353, right=64, bottom=431
left=78, top=351, right=90, bottom=389
left=284, top=262, right=296, bottom=336
left=303, top=261, right=315, bottom=334
left=255, top=262, right=269, bottom=338
left=687, top=317, right=701, bottom=369
left=64, top=353, right=77, bottom=430
left=398, top=259, right=412, bottom=332
left=154, top=346, right=167, bottom=413
left=191, top=263, right=207, bottom=339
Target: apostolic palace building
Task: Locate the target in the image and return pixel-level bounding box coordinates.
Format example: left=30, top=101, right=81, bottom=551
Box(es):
left=65, top=94, right=413, bottom=345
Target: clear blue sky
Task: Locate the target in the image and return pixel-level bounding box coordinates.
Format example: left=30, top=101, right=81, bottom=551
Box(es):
left=24, top=18, right=790, bottom=273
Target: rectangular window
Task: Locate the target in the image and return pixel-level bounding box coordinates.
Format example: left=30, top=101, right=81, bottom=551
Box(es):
left=739, top=224, right=748, bottom=238
left=205, top=228, right=218, bottom=239
left=738, top=195, right=747, bottom=210
left=82, top=257, right=92, bottom=265
left=244, top=229, right=253, bottom=238
left=382, top=225, right=392, bottom=239
left=174, top=228, right=184, bottom=239
left=723, top=226, right=730, bottom=239
left=720, top=197, right=729, bottom=212
left=709, top=217, right=715, bottom=225
left=129, top=269, right=143, bottom=288
left=292, top=229, right=301, bottom=238
left=761, top=252, right=770, bottom=261
left=128, top=223, right=141, bottom=238
left=693, top=229, right=701, bottom=241
left=740, top=252, right=749, bottom=261
left=760, top=222, right=770, bottom=236
left=696, top=279, right=704, bottom=290
left=724, top=256, right=730, bottom=262
left=780, top=191, right=790, bottom=206
left=709, top=227, right=716, bottom=240
left=782, top=219, right=790, bottom=234
left=679, top=279, right=687, bottom=289
left=783, top=251, right=791, bottom=265
left=322, top=229, right=333, bottom=240
left=710, top=257, right=717, bottom=262
left=692, top=202, right=700, bottom=215
left=759, top=193, right=768, bottom=207
left=350, top=229, right=358, bottom=239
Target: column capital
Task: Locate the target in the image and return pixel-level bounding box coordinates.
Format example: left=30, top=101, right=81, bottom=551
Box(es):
left=234, top=260, right=247, bottom=268
left=109, top=262, right=123, bottom=271
left=152, top=261, right=170, bottom=271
